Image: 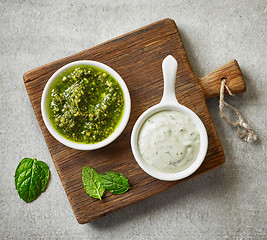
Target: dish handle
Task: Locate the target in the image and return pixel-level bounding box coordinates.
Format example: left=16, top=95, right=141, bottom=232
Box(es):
left=160, top=55, right=180, bottom=105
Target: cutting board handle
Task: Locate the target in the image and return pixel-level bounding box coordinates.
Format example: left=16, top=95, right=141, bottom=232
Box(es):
left=199, top=60, right=246, bottom=99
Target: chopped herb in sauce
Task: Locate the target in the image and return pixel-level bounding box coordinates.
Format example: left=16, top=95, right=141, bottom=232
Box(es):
left=47, top=65, right=124, bottom=144
left=138, top=110, right=200, bottom=173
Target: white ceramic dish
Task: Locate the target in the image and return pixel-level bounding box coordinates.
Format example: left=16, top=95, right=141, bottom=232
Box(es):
left=131, top=55, right=208, bottom=181
left=41, top=60, right=131, bottom=150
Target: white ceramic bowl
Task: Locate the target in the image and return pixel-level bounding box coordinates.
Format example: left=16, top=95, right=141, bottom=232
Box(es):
left=41, top=60, right=131, bottom=150
left=131, top=55, right=208, bottom=181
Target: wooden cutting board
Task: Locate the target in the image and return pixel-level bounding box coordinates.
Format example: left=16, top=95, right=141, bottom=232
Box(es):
left=23, top=18, right=246, bottom=224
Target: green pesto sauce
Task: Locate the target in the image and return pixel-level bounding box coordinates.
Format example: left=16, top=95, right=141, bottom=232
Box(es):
left=47, top=65, right=124, bottom=144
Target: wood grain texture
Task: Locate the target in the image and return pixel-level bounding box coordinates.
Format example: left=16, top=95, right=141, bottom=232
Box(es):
left=199, top=60, right=246, bottom=99
left=23, top=18, right=245, bottom=224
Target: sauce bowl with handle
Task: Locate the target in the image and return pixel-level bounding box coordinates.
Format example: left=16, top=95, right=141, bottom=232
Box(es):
left=131, top=55, right=208, bottom=181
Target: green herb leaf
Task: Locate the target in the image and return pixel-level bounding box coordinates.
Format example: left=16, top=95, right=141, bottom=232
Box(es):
left=98, top=172, right=131, bottom=194
left=14, top=158, right=50, bottom=203
left=82, top=167, right=105, bottom=200
left=34, top=160, right=50, bottom=192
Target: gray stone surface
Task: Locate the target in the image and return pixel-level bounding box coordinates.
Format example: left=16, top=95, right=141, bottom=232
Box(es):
left=0, top=0, right=266, bottom=239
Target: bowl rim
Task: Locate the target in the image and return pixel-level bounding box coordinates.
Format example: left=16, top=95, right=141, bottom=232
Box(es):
left=41, top=60, right=131, bottom=150
left=130, top=103, right=208, bottom=181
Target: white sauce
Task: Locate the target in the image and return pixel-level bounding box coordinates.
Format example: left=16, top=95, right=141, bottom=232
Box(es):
left=138, top=110, right=200, bottom=173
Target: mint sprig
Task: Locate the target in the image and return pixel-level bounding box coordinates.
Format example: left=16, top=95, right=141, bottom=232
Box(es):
left=14, top=158, right=50, bottom=203
left=82, top=167, right=131, bottom=200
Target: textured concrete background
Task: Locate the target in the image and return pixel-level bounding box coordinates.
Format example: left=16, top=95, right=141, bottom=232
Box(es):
left=0, top=0, right=266, bottom=239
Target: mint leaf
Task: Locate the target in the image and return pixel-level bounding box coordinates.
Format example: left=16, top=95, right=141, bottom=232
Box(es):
left=82, top=167, right=105, bottom=200
left=14, top=158, right=50, bottom=203
left=98, top=172, right=131, bottom=194
left=34, top=160, right=50, bottom=192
